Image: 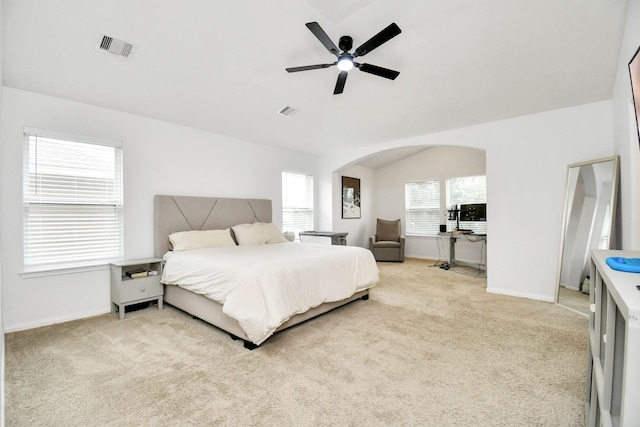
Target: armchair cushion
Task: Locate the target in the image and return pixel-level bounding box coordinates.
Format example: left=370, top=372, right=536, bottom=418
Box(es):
left=376, top=219, right=401, bottom=242
left=372, top=240, right=401, bottom=248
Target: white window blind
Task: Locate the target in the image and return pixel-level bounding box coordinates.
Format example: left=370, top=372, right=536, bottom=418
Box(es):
left=405, top=180, right=440, bottom=235
left=446, top=175, right=487, bottom=234
left=282, top=171, right=313, bottom=236
left=23, top=129, right=123, bottom=266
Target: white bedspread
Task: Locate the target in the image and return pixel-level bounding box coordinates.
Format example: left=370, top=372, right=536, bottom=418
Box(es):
left=161, top=242, right=379, bottom=344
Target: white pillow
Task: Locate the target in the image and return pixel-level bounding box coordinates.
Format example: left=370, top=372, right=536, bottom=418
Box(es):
left=231, top=222, right=289, bottom=245
left=169, top=229, right=236, bottom=251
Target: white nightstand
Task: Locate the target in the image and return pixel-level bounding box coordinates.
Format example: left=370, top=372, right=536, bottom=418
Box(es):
left=109, top=258, right=164, bottom=320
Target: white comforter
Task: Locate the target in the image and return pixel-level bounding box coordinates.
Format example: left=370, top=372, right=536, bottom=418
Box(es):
left=161, top=242, right=379, bottom=344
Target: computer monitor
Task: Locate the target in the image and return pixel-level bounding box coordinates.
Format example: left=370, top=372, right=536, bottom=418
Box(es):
left=459, top=203, right=486, bottom=222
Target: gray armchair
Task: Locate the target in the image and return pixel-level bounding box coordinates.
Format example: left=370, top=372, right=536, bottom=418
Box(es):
left=369, top=218, right=405, bottom=262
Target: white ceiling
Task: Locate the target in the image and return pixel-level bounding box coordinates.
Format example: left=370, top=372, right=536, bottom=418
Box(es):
left=1, top=0, right=628, bottom=166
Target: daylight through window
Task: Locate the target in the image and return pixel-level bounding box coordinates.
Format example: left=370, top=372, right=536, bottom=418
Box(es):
left=282, top=171, right=314, bottom=238
left=405, top=180, right=441, bottom=235
left=23, top=128, right=123, bottom=266
left=405, top=175, right=487, bottom=236
left=446, top=175, right=487, bottom=234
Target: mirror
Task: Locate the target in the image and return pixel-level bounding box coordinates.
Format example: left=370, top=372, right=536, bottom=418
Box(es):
left=556, top=156, right=619, bottom=314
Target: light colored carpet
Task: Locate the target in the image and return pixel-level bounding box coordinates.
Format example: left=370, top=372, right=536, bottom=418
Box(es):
left=5, top=258, right=588, bottom=426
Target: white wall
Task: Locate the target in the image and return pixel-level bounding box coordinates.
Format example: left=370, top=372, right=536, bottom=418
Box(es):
left=375, top=146, right=486, bottom=263
left=319, top=101, right=614, bottom=302
left=612, top=0, right=640, bottom=250
left=0, top=87, right=316, bottom=332
left=332, top=165, right=376, bottom=248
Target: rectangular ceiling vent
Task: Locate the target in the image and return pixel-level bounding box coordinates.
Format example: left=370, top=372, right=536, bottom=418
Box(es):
left=278, top=106, right=297, bottom=118
left=98, top=35, right=134, bottom=58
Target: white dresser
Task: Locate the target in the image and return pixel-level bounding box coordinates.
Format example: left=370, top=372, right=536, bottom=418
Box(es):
left=586, top=250, right=640, bottom=426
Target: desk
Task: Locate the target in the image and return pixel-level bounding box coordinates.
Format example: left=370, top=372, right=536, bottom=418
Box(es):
left=299, top=231, right=348, bottom=245
left=438, top=232, right=486, bottom=268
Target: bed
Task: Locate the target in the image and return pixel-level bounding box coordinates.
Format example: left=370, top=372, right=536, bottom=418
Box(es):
left=154, top=195, right=379, bottom=349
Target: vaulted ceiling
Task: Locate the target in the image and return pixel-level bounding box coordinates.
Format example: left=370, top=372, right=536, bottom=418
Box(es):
left=1, top=0, right=628, bottom=158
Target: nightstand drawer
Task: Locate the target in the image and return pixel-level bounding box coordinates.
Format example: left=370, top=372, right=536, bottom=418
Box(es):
left=117, top=276, right=163, bottom=303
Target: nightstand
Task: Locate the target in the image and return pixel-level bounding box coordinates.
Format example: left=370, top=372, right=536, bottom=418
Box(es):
left=110, top=258, right=164, bottom=320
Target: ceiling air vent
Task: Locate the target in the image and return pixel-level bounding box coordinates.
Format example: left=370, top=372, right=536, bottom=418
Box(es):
left=98, top=35, right=134, bottom=57
left=278, top=106, right=297, bottom=118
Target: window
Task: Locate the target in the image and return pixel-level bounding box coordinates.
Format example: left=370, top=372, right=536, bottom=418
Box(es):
left=446, top=175, right=487, bottom=234
left=405, top=175, right=487, bottom=236
left=23, top=128, right=123, bottom=267
left=282, top=171, right=313, bottom=237
left=405, top=180, right=440, bottom=235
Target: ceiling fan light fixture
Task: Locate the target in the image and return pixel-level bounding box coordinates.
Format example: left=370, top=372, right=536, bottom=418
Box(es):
left=286, top=22, right=401, bottom=94
left=337, top=56, right=354, bottom=71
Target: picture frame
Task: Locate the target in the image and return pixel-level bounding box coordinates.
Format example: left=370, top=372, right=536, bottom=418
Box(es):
left=342, top=176, right=361, bottom=219
left=628, top=44, right=640, bottom=148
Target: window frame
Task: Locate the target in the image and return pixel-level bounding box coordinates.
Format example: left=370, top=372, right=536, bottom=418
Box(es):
left=446, top=174, right=487, bottom=234
left=405, top=179, right=441, bottom=236
left=22, top=127, right=124, bottom=273
left=281, top=170, right=314, bottom=238
left=405, top=174, right=487, bottom=237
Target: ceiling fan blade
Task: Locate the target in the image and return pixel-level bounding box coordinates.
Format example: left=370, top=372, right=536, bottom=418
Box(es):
left=354, top=23, right=401, bottom=57
left=286, top=63, right=335, bottom=73
left=357, top=63, right=400, bottom=80
left=334, top=71, right=348, bottom=94
left=306, top=22, right=340, bottom=57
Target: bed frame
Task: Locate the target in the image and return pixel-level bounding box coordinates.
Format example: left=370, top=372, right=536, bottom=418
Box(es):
left=154, top=195, right=369, bottom=349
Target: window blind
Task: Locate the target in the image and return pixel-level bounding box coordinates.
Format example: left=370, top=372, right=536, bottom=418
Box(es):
left=282, top=171, right=314, bottom=236
left=446, top=175, right=487, bottom=234
left=23, top=129, right=123, bottom=266
left=405, top=180, right=440, bottom=235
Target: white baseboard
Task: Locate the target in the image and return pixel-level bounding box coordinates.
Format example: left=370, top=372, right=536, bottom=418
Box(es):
left=4, top=308, right=110, bottom=333
left=486, top=286, right=555, bottom=303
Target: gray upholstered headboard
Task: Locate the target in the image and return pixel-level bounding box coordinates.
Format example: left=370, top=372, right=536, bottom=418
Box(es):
left=154, top=195, right=272, bottom=258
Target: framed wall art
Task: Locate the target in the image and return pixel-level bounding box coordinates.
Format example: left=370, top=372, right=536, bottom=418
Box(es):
left=342, top=176, right=361, bottom=219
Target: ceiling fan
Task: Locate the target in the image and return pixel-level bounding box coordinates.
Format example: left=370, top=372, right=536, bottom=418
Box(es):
left=286, top=22, right=402, bottom=95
